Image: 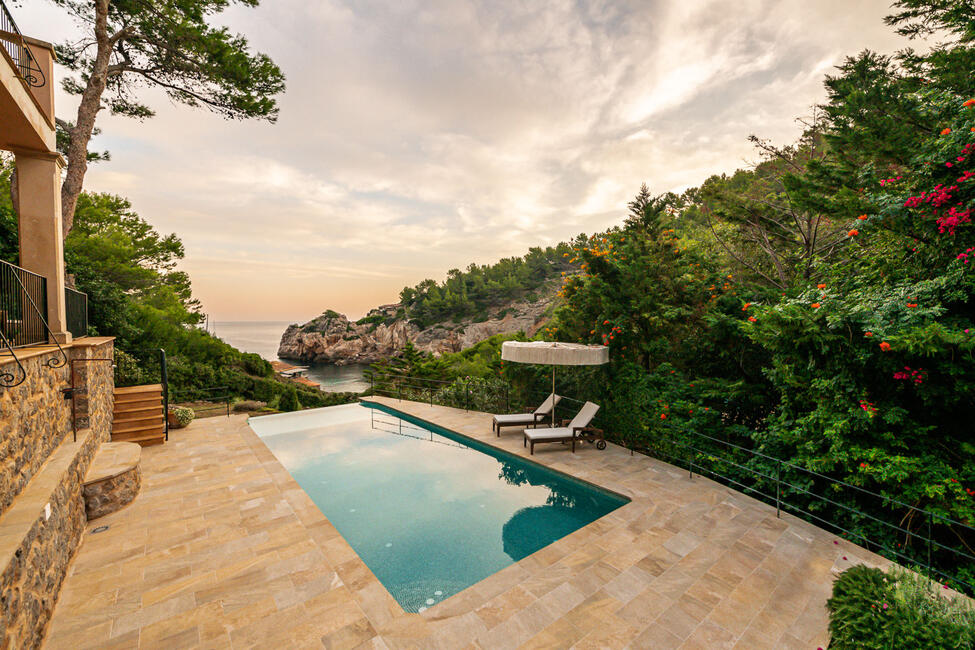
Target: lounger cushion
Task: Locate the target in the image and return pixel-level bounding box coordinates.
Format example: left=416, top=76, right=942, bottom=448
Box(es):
left=524, top=427, right=574, bottom=441
left=493, top=413, right=537, bottom=425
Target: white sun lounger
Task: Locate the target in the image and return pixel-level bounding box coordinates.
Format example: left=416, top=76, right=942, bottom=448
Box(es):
left=492, top=393, right=561, bottom=436
left=523, top=401, right=605, bottom=455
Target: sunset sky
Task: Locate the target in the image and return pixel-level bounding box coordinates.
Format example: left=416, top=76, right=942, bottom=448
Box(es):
left=19, top=0, right=906, bottom=322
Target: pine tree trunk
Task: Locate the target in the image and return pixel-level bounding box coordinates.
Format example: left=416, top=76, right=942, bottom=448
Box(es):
left=60, top=0, right=112, bottom=240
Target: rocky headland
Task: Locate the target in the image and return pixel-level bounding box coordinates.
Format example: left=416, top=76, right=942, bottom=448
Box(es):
left=278, top=291, right=555, bottom=365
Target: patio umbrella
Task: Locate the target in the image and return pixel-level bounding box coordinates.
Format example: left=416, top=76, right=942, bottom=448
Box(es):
left=500, top=341, right=609, bottom=425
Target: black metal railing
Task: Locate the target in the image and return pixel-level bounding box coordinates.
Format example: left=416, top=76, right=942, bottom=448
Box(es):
left=0, top=0, right=45, bottom=88
left=64, top=287, right=87, bottom=339
left=368, top=371, right=510, bottom=414
left=627, top=420, right=975, bottom=595
left=170, top=386, right=232, bottom=418
left=1, top=259, right=48, bottom=348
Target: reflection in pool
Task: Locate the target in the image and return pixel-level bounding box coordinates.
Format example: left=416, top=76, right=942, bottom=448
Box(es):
left=248, top=402, right=628, bottom=612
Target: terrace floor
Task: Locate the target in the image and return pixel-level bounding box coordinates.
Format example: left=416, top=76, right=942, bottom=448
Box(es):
left=43, top=397, right=890, bottom=649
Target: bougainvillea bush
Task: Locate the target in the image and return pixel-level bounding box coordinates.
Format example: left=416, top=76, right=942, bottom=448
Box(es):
left=744, top=93, right=975, bottom=585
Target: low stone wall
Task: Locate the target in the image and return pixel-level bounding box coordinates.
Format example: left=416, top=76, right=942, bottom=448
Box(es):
left=0, top=338, right=114, bottom=648
left=83, top=464, right=141, bottom=519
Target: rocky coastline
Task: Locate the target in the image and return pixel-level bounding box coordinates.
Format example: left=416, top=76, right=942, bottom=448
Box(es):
left=278, top=293, right=554, bottom=365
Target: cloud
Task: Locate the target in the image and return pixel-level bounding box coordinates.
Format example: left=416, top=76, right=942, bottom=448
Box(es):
left=16, top=0, right=905, bottom=320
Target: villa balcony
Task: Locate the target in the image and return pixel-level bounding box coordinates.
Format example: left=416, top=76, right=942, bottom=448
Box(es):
left=0, top=0, right=55, bottom=154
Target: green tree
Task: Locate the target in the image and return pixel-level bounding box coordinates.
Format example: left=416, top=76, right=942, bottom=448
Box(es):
left=50, top=0, right=286, bottom=236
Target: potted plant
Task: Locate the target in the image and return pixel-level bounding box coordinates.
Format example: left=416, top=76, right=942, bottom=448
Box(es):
left=167, top=406, right=195, bottom=429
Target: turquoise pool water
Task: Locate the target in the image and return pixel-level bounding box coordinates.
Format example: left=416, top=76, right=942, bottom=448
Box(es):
left=248, top=402, right=628, bottom=612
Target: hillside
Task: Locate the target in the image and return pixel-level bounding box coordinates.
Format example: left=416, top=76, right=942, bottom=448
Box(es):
left=278, top=282, right=557, bottom=364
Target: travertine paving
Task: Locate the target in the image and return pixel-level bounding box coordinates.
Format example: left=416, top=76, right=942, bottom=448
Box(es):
left=44, top=398, right=889, bottom=649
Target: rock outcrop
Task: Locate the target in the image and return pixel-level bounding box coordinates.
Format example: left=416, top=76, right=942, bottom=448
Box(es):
left=278, top=291, right=554, bottom=365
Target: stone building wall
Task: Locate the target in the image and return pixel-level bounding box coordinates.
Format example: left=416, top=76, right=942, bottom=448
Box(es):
left=0, top=338, right=114, bottom=648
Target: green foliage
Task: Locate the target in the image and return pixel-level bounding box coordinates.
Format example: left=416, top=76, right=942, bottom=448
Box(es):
left=827, top=565, right=975, bottom=649
left=0, top=162, right=18, bottom=265
left=51, top=0, right=285, bottom=122
left=398, top=245, right=574, bottom=328
left=279, top=385, right=301, bottom=412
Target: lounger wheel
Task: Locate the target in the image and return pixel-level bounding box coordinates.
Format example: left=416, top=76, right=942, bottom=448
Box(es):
left=596, top=440, right=606, bottom=450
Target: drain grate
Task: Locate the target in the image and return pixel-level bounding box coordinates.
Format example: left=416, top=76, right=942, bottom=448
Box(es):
left=91, top=525, right=109, bottom=534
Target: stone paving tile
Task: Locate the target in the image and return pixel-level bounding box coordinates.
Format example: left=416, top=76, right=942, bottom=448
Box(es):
left=43, top=398, right=897, bottom=648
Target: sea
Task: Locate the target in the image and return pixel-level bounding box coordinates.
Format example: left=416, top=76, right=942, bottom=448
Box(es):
left=210, top=321, right=370, bottom=393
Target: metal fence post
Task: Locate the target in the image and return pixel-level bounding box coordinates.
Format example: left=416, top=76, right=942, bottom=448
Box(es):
left=465, top=381, right=470, bottom=412
left=775, top=461, right=781, bottom=518
left=160, top=349, right=169, bottom=441
left=927, top=512, right=933, bottom=570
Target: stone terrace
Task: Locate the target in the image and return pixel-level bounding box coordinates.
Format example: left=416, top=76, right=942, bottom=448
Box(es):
left=43, top=397, right=890, bottom=649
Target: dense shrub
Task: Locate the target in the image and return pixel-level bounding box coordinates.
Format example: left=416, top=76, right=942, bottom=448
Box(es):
left=827, top=565, right=975, bottom=649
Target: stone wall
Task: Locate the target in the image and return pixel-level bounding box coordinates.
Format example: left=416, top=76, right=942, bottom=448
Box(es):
left=0, top=339, right=114, bottom=516
left=83, top=464, right=141, bottom=519
left=0, top=338, right=114, bottom=648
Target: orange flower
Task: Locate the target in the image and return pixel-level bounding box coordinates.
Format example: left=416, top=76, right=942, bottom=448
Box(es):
left=747, top=316, right=757, bottom=322
left=972, top=127, right=975, bottom=132
left=965, top=99, right=975, bottom=107
left=741, top=302, right=751, bottom=311
left=817, top=283, right=827, bottom=289
left=907, top=303, right=918, bottom=308
left=848, top=229, right=859, bottom=237
left=879, top=342, right=891, bottom=351
left=864, top=332, right=874, bottom=338
left=812, top=303, right=821, bottom=309
left=857, top=215, right=868, bottom=221
left=941, top=128, right=952, bottom=135
left=660, top=413, right=667, bottom=419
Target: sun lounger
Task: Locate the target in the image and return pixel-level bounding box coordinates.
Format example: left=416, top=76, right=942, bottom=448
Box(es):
left=523, top=401, right=605, bottom=454
left=492, top=393, right=561, bottom=436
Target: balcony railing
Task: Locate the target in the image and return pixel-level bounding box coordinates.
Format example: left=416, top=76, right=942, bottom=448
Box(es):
left=65, top=287, right=88, bottom=339
left=0, top=0, right=45, bottom=88
left=0, top=258, right=48, bottom=348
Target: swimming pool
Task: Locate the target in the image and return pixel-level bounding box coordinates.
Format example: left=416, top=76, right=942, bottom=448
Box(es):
left=248, top=402, right=628, bottom=612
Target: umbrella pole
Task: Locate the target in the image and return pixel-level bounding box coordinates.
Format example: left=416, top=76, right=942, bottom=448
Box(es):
left=552, top=366, right=556, bottom=426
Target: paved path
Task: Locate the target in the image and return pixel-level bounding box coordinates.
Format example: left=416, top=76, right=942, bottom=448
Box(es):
left=44, top=398, right=888, bottom=648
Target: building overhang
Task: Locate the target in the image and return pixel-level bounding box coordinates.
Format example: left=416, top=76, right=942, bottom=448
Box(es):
left=0, top=37, right=55, bottom=154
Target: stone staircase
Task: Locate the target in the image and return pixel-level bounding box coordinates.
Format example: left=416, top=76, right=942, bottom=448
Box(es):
left=111, top=384, right=166, bottom=446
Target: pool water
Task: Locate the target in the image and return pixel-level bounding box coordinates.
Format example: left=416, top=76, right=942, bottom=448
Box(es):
left=248, top=402, right=628, bottom=612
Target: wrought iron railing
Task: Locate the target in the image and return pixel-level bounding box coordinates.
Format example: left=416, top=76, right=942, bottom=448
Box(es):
left=0, top=259, right=68, bottom=387
left=64, top=287, right=87, bottom=339
left=0, top=0, right=45, bottom=88
left=1, top=258, right=48, bottom=348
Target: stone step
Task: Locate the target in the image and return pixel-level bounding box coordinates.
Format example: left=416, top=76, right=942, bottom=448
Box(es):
left=83, top=442, right=142, bottom=519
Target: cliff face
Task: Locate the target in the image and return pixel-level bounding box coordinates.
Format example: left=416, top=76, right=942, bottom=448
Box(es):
left=278, top=292, right=554, bottom=365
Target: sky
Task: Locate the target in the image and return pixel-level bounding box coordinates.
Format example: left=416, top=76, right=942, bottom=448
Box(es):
left=17, top=0, right=908, bottom=322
